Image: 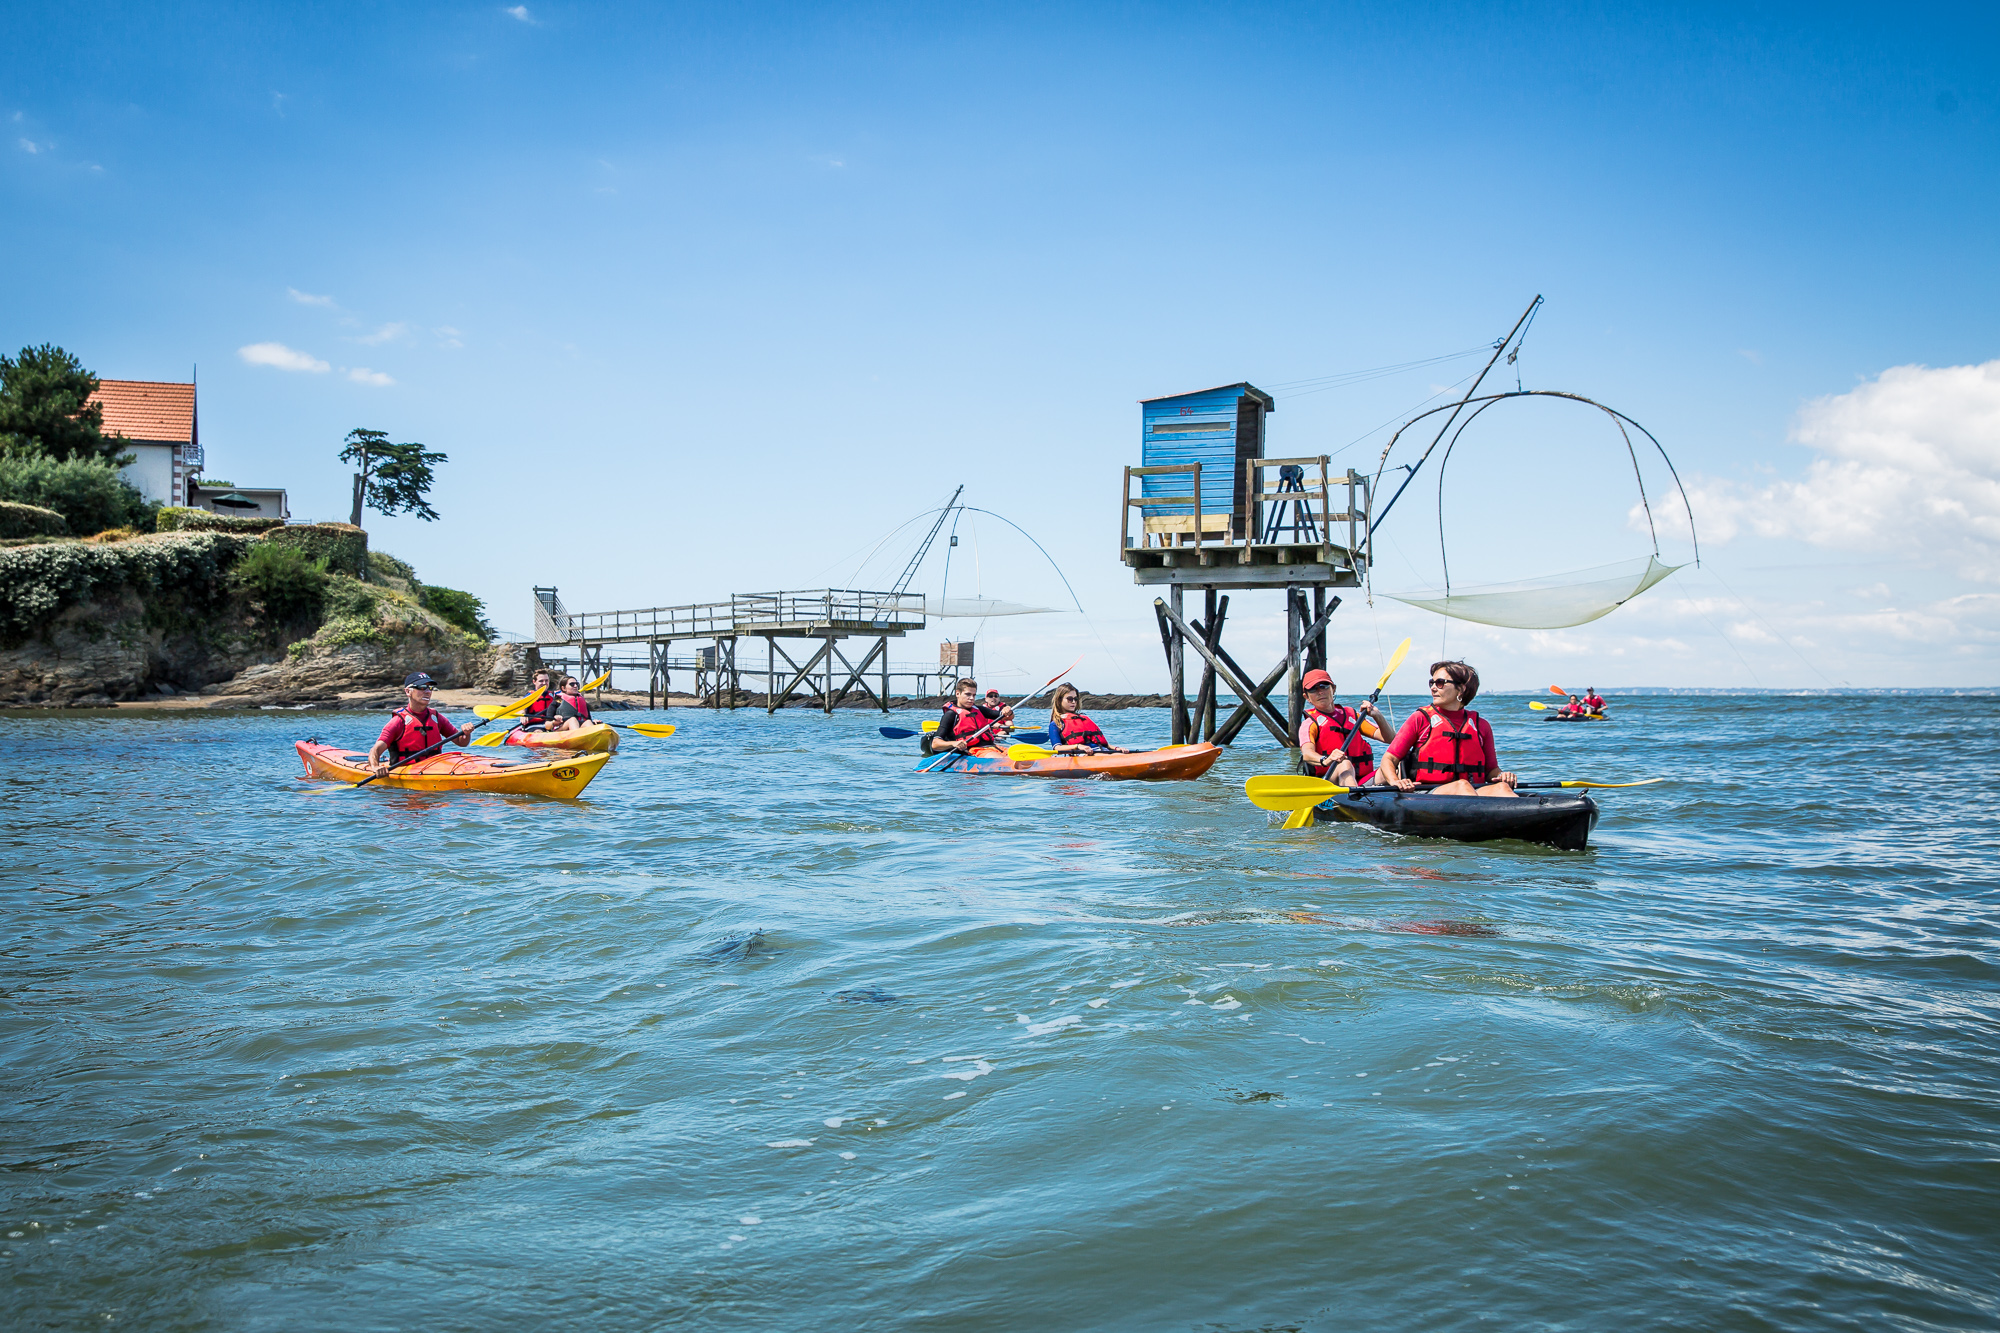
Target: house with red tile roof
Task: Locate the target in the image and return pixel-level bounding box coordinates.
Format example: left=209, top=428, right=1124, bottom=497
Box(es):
left=89, top=378, right=201, bottom=506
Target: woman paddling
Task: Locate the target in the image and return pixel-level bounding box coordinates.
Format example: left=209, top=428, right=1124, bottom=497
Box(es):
left=1297, top=668, right=1387, bottom=787
left=1381, top=660, right=1519, bottom=797
left=545, top=676, right=595, bottom=735
left=1048, top=683, right=1132, bottom=755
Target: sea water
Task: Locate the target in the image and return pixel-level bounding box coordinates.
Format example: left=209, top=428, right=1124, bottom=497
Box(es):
left=2, top=694, right=1996, bottom=1331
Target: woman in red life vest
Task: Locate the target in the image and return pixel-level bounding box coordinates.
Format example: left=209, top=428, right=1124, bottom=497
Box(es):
left=366, top=672, right=473, bottom=773
left=1296, top=669, right=1387, bottom=786
left=1381, top=660, right=1518, bottom=797
left=922, top=677, right=1006, bottom=756
left=546, top=675, right=594, bottom=734
left=1048, top=683, right=1131, bottom=755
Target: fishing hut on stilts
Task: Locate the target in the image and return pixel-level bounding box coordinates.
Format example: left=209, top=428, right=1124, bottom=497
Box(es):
left=1123, top=382, right=1371, bottom=749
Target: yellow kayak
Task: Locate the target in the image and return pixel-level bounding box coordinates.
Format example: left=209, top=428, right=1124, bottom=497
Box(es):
left=296, top=740, right=610, bottom=798
left=502, top=721, right=619, bottom=753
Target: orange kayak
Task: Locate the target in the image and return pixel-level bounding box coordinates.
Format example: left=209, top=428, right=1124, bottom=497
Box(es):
left=920, top=742, right=1222, bottom=781
left=296, top=739, right=610, bottom=798
left=501, top=721, right=619, bottom=753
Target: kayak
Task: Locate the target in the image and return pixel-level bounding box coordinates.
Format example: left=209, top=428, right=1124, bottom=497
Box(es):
left=918, top=742, right=1223, bottom=781
left=1312, top=788, right=1599, bottom=850
left=1544, top=712, right=1609, bottom=722
left=295, top=739, right=611, bottom=798
left=502, top=721, right=619, bottom=753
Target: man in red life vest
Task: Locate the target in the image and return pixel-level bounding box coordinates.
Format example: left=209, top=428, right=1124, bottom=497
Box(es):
left=1583, top=687, right=1606, bottom=715
left=982, top=688, right=1016, bottom=729
left=922, top=677, right=1006, bottom=756
left=1381, top=659, right=1518, bottom=797
left=515, top=669, right=560, bottom=731
left=366, top=672, right=473, bottom=773
left=1296, top=669, right=1388, bottom=786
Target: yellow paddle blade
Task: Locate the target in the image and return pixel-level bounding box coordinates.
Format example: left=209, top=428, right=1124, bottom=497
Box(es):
left=584, top=670, right=612, bottom=691
left=626, top=723, right=676, bottom=737
left=921, top=720, right=938, bottom=732
left=1375, top=637, right=1413, bottom=691
left=471, top=730, right=509, bottom=747
left=1280, top=805, right=1316, bottom=830
left=474, top=687, right=548, bottom=722
left=474, top=705, right=505, bottom=719
left=1006, top=743, right=1054, bottom=761
left=1528, top=700, right=1550, bottom=710
left=1244, top=774, right=1352, bottom=812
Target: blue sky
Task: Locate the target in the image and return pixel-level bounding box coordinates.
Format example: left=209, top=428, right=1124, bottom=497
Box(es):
left=6, top=2, right=1996, bottom=693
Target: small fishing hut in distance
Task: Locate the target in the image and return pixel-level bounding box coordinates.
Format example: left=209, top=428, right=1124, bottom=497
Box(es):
left=1122, top=382, right=1371, bottom=748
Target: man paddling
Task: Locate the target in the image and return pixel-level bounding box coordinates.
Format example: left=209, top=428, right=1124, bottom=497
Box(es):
left=922, top=677, right=1006, bottom=756
left=1583, top=687, right=1606, bottom=715
left=1297, top=669, right=1388, bottom=787
left=367, top=672, right=473, bottom=773
left=514, top=669, right=560, bottom=732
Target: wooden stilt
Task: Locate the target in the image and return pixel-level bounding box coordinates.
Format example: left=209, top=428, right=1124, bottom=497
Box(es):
left=1196, top=588, right=1218, bottom=741
left=1286, top=589, right=1303, bottom=746
left=1212, top=596, right=1340, bottom=745
left=1169, top=584, right=1188, bottom=745
left=1204, top=594, right=1228, bottom=738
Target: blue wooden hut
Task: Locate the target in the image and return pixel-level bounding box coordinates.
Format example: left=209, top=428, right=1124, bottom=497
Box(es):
left=1139, top=382, right=1273, bottom=541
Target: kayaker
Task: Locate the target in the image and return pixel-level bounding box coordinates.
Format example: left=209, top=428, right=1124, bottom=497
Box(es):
left=1048, top=683, right=1131, bottom=754
left=1297, top=669, right=1387, bottom=786
left=516, top=669, right=560, bottom=732
left=922, top=677, right=1005, bottom=755
left=1381, top=660, right=1518, bottom=797
left=1583, top=687, right=1606, bottom=714
left=983, top=688, right=1016, bottom=728
left=366, top=672, right=473, bottom=773
left=545, top=675, right=594, bottom=734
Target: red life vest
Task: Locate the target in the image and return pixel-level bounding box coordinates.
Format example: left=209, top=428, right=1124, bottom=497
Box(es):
left=1403, top=706, right=1492, bottom=784
left=561, top=690, right=592, bottom=723
left=1054, top=711, right=1109, bottom=750
left=1584, top=694, right=1605, bottom=711
left=384, top=706, right=457, bottom=760
left=522, top=691, right=558, bottom=724
left=944, top=702, right=996, bottom=745
left=1303, top=705, right=1374, bottom=781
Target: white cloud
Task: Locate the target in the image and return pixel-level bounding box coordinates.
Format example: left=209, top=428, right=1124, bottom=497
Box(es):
left=18, top=138, right=42, bottom=154
left=504, top=4, right=536, bottom=21
left=354, top=321, right=411, bottom=345
left=433, top=326, right=463, bottom=349
left=238, top=342, right=330, bottom=373
left=1646, top=360, right=2000, bottom=581
left=346, top=367, right=395, bottom=387
left=287, top=287, right=336, bottom=307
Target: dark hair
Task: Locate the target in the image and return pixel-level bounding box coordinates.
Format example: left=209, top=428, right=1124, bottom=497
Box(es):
left=1429, top=659, right=1479, bottom=705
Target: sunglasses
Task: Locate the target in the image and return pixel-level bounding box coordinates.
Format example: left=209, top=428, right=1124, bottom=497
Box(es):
left=1427, top=678, right=1456, bottom=688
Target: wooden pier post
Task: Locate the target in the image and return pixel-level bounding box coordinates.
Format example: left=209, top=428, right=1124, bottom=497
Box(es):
left=1169, top=584, right=1187, bottom=745
left=1285, top=589, right=1303, bottom=748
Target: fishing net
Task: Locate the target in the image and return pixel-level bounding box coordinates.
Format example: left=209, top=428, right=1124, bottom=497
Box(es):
left=924, top=596, right=1058, bottom=618
left=1383, top=555, right=1682, bottom=629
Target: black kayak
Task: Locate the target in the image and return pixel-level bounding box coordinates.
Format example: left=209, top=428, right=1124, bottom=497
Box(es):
left=1544, top=712, right=1609, bottom=722
left=1312, top=789, right=1600, bottom=850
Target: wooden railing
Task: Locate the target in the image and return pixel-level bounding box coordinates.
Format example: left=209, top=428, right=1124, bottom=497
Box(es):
left=1121, top=458, right=1369, bottom=555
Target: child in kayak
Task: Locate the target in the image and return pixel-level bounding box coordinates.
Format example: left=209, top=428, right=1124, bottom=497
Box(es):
left=1381, top=660, right=1518, bottom=797
left=1297, top=669, right=1387, bottom=786
left=1048, top=683, right=1132, bottom=754
left=922, top=677, right=1007, bottom=756
left=367, top=672, right=473, bottom=773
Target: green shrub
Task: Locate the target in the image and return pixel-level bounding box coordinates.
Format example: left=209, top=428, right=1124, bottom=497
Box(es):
left=261, top=522, right=366, bottom=577
left=231, top=541, right=328, bottom=624
left=156, top=507, right=285, bottom=534
left=0, top=455, right=156, bottom=536
left=420, top=585, right=492, bottom=640
left=0, top=531, right=253, bottom=644
left=0, top=501, right=68, bottom=539
left=367, top=550, right=417, bottom=593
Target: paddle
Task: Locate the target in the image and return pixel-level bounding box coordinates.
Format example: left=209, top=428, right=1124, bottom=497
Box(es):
left=1528, top=700, right=1551, bottom=710
left=473, top=671, right=624, bottom=745
left=1323, top=636, right=1411, bottom=770
left=350, top=688, right=546, bottom=788
left=883, top=725, right=1047, bottom=743
left=1248, top=772, right=1664, bottom=813
left=922, top=658, right=1083, bottom=773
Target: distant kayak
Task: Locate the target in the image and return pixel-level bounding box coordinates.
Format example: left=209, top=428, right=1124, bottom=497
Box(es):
left=1544, top=712, right=1610, bottom=722
left=295, top=740, right=610, bottom=798
left=1313, top=788, right=1599, bottom=850
left=502, top=722, right=619, bottom=753
left=919, top=743, right=1223, bottom=781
